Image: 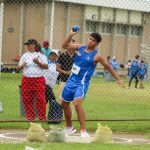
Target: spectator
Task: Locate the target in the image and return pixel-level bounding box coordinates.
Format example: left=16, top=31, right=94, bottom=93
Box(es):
left=125, top=60, right=131, bottom=78
left=56, top=39, right=76, bottom=103
left=18, top=39, right=48, bottom=121
left=44, top=49, right=58, bottom=103
left=104, top=56, right=111, bottom=80
left=0, top=62, right=3, bottom=71
left=108, top=56, right=119, bottom=81
left=42, top=40, right=51, bottom=59
left=107, top=56, right=111, bottom=65
left=138, top=59, right=147, bottom=89
left=44, top=49, right=62, bottom=124
left=111, top=56, right=120, bottom=72
left=128, top=55, right=140, bottom=88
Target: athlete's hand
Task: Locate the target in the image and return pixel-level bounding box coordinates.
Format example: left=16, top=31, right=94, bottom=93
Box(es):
left=116, top=80, right=125, bottom=88
left=69, top=29, right=79, bottom=36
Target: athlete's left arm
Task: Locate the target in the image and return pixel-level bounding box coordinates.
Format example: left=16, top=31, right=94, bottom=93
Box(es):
left=94, top=54, right=124, bottom=87
left=62, top=30, right=82, bottom=51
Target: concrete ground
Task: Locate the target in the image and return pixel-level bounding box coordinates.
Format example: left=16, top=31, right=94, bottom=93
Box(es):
left=0, top=129, right=150, bottom=145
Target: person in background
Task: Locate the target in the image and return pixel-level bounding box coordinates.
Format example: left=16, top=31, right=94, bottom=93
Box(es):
left=111, top=56, right=120, bottom=72
left=44, top=49, right=59, bottom=105
left=107, top=56, right=111, bottom=64
left=18, top=39, right=48, bottom=121
left=128, top=55, right=140, bottom=89
left=138, top=59, right=147, bottom=89
left=42, top=40, right=51, bottom=59
left=125, top=60, right=131, bottom=78
left=44, top=49, right=63, bottom=124
left=0, top=61, right=3, bottom=72
left=104, top=56, right=111, bottom=80
left=108, top=56, right=120, bottom=81
left=56, top=39, right=76, bottom=104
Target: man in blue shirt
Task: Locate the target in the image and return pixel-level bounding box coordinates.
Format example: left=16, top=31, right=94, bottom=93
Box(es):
left=128, top=55, right=140, bottom=88
left=42, top=41, right=51, bottom=59
left=111, top=57, right=120, bottom=72
left=61, top=29, right=124, bottom=138
left=138, top=59, right=147, bottom=89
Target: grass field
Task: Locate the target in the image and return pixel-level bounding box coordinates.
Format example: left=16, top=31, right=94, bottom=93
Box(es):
left=0, top=73, right=150, bottom=133
left=0, top=143, right=150, bottom=150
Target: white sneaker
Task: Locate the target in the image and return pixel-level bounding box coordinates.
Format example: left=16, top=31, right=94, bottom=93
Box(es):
left=64, top=126, right=77, bottom=135
left=80, top=131, right=91, bottom=138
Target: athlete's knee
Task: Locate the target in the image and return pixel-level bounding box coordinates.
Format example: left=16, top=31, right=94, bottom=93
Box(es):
left=74, top=100, right=82, bottom=109
left=62, top=100, right=70, bottom=108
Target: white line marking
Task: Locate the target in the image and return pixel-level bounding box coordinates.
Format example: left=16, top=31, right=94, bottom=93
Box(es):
left=113, top=137, right=132, bottom=143
left=0, top=133, right=25, bottom=141
left=0, top=132, right=149, bottom=144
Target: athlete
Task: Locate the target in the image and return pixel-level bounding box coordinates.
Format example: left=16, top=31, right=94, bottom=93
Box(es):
left=61, top=29, right=124, bottom=138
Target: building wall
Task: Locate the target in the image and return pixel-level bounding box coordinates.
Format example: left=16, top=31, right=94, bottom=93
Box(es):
left=2, top=4, right=20, bottom=65
left=115, top=36, right=127, bottom=64
left=24, top=3, right=45, bottom=52
left=129, top=37, right=141, bottom=60
left=53, top=3, right=83, bottom=49
left=52, top=2, right=66, bottom=49
left=67, top=4, right=83, bottom=44
left=99, top=34, right=112, bottom=59
left=1, top=2, right=150, bottom=67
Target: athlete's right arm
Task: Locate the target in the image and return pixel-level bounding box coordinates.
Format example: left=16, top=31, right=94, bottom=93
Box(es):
left=62, top=30, right=81, bottom=51
left=94, top=54, right=125, bottom=88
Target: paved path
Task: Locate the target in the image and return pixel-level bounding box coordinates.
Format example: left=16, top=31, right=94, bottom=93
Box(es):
left=0, top=129, right=150, bottom=145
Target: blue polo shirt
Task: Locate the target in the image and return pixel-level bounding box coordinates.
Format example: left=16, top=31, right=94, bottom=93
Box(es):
left=42, top=48, right=51, bottom=59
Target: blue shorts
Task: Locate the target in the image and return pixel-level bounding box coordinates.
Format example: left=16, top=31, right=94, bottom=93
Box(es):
left=62, top=80, right=89, bottom=102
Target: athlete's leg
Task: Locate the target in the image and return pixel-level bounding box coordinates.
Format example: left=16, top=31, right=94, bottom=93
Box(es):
left=62, top=100, right=72, bottom=127
left=135, top=74, right=139, bottom=88
left=57, top=82, right=65, bottom=104
left=73, top=98, right=86, bottom=130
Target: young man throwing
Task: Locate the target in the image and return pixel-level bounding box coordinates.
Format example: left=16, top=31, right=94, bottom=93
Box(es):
left=61, top=30, right=124, bottom=138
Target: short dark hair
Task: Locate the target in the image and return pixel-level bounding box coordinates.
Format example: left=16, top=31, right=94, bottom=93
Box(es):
left=90, top=33, right=102, bottom=43
left=135, top=55, right=139, bottom=59
left=141, top=59, right=144, bottom=63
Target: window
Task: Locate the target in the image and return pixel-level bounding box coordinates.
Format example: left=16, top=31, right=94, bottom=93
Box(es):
left=117, top=24, right=129, bottom=35
left=101, top=23, right=113, bottom=34
left=131, top=26, right=142, bottom=36
left=86, top=21, right=98, bottom=32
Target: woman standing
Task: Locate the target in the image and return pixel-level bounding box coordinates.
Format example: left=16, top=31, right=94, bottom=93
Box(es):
left=18, top=39, right=48, bottom=121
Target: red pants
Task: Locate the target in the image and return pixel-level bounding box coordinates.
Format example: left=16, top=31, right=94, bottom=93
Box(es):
left=22, top=76, right=46, bottom=121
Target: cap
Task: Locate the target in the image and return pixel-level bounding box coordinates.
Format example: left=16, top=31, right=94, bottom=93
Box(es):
left=24, top=39, right=37, bottom=45
left=50, top=49, right=59, bottom=56
left=112, top=56, right=116, bottom=59
left=43, top=40, right=49, bottom=45
left=43, top=41, right=49, bottom=48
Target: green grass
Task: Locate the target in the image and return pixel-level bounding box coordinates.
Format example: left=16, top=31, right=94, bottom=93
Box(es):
left=0, top=73, right=150, bottom=133
left=0, top=143, right=150, bottom=150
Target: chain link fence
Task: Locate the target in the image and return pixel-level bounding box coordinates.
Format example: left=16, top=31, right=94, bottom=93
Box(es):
left=0, top=0, right=150, bottom=123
